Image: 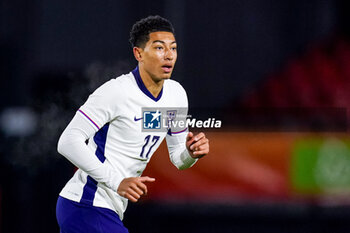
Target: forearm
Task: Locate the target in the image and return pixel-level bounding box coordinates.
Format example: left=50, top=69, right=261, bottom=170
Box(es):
left=170, top=147, right=197, bottom=170
left=166, top=133, right=197, bottom=170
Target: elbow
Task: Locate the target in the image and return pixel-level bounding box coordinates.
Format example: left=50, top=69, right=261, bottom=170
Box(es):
left=57, top=135, right=63, bottom=155
left=57, top=133, right=67, bottom=156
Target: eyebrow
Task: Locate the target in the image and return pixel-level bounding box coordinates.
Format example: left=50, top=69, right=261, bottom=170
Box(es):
left=152, top=40, right=177, bottom=44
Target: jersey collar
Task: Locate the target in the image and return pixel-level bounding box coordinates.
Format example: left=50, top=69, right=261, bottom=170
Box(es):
left=132, top=66, right=163, bottom=102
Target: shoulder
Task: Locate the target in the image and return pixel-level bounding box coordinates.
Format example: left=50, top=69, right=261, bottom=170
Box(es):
left=164, top=79, right=188, bottom=107
left=165, top=79, right=187, bottom=95
left=92, top=72, right=134, bottom=98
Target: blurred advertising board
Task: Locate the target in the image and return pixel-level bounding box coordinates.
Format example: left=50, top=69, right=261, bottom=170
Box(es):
left=143, top=132, right=350, bottom=204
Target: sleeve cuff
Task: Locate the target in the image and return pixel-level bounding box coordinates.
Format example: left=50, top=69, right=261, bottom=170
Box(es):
left=180, top=149, right=198, bottom=168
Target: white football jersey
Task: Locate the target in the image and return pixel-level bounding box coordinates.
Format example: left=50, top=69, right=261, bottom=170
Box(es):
left=59, top=67, right=195, bottom=219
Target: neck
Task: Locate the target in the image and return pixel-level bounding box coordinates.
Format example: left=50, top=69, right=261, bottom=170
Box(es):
left=138, top=66, right=164, bottom=98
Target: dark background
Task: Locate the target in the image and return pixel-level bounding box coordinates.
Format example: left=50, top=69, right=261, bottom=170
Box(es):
left=1, top=0, right=350, bottom=232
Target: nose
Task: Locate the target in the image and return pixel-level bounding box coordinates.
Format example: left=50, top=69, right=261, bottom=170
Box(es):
left=164, top=48, right=174, bottom=60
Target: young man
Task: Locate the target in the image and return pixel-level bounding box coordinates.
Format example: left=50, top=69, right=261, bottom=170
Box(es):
left=56, top=15, right=209, bottom=233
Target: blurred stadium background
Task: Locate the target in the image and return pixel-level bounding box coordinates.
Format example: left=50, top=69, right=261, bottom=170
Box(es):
left=2, top=0, right=350, bottom=232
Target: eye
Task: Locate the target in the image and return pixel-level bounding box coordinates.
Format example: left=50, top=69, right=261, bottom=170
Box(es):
left=155, top=46, right=163, bottom=50
left=171, top=47, right=177, bottom=51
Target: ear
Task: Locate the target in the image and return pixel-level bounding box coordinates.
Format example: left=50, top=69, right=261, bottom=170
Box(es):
left=133, top=47, right=143, bottom=62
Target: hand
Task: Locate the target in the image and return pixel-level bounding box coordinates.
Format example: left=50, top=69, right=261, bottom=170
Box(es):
left=117, top=176, right=155, bottom=202
left=186, top=132, right=209, bottom=159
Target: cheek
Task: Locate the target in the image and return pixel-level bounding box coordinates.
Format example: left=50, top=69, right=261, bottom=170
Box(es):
left=146, top=53, right=161, bottom=62
left=172, top=51, right=177, bottom=60
left=144, top=55, right=156, bottom=65
left=156, top=52, right=165, bottom=60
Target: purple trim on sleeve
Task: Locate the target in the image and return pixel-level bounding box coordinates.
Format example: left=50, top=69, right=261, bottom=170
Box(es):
left=80, top=123, right=109, bottom=205
left=171, top=128, right=188, bottom=135
left=78, top=109, right=100, bottom=130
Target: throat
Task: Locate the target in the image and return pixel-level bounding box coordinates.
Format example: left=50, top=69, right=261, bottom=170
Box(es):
left=139, top=68, right=164, bottom=98
left=146, top=81, right=163, bottom=98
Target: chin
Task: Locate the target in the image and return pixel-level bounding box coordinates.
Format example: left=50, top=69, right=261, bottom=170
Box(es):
left=160, top=74, right=172, bottom=80
left=166, top=72, right=174, bottom=77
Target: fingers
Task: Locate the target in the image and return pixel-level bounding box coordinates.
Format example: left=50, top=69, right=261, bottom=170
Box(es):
left=126, top=186, right=142, bottom=202
left=192, top=141, right=209, bottom=157
left=186, top=132, right=195, bottom=146
left=186, top=132, right=194, bottom=141
left=190, top=137, right=209, bottom=151
left=137, top=176, right=155, bottom=195
left=187, top=132, right=205, bottom=144
left=124, top=193, right=138, bottom=202
left=131, top=182, right=145, bottom=196
left=139, top=176, right=156, bottom=183
left=189, top=132, right=205, bottom=150
left=135, top=180, right=148, bottom=195
left=193, top=132, right=205, bottom=141
left=118, top=177, right=156, bottom=203
left=187, top=132, right=209, bottom=158
left=189, top=132, right=207, bottom=151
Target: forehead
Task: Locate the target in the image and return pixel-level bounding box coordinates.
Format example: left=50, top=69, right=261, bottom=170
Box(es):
left=148, top=31, right=176, bottom=44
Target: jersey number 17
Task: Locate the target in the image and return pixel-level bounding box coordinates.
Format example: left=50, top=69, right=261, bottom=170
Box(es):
left=139, top=135, right=160, bottom=158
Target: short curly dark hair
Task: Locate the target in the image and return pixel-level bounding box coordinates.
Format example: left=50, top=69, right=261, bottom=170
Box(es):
left=129, top=15, right=175, bottom=48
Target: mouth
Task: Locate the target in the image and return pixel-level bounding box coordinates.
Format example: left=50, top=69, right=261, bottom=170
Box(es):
left=161, top=65, right=173, bottom=73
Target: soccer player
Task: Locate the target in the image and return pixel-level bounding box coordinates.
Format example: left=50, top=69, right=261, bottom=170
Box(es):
left=56, top=15, right=209, bottom=233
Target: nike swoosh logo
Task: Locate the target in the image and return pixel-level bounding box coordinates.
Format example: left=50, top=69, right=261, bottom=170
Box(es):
left=134, top=116, right=143, bottom=121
